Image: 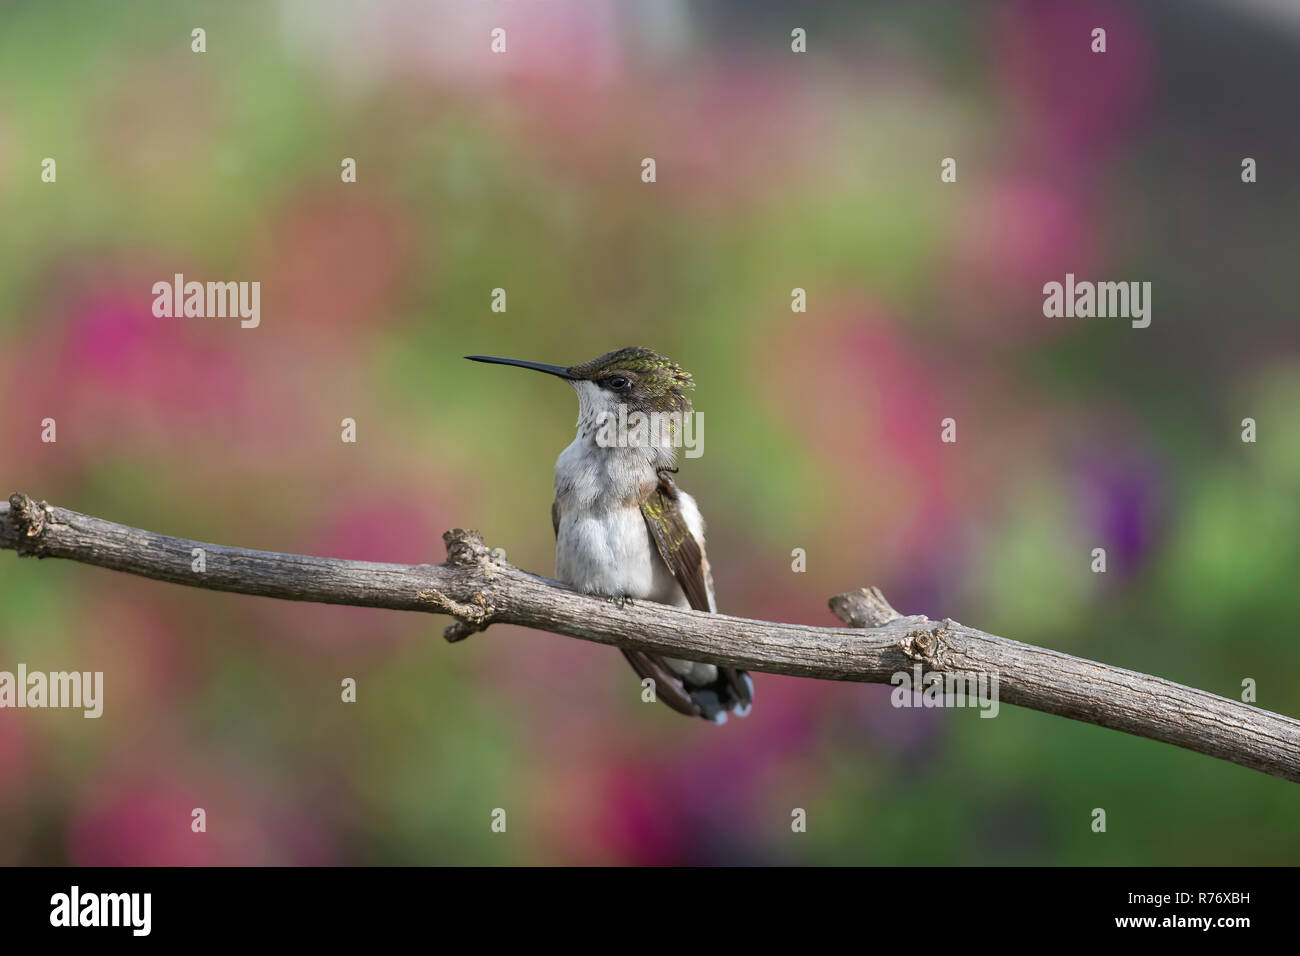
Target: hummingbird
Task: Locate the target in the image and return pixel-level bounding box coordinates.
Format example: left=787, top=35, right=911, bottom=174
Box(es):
left=466, top=347, right=753, bottom=723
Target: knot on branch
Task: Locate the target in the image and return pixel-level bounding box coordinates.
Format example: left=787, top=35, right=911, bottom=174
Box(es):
left=903, top=620, right=954, bottom=665
left=436, top=530, right=510, bottom=642
left=443, top=528, right=492, bottom=567
left=8, top=493, right=52, bottom=556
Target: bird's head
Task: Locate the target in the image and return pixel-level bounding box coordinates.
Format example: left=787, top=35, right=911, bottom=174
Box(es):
left=466, top=347, right=695, bottom=422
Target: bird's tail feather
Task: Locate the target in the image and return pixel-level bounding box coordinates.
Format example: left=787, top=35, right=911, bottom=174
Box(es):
left=621, top=649, right=753, bottom=723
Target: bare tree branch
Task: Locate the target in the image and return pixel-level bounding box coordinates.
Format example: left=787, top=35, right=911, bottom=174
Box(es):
left=4, top=492, right=1298, bottom=783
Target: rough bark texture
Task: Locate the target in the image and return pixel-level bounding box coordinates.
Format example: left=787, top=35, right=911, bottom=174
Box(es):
left=4, top=492, right=1298, bottom=783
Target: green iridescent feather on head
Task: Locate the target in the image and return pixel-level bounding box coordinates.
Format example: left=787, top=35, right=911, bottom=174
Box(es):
left=567, top=347, right=695, bottom=415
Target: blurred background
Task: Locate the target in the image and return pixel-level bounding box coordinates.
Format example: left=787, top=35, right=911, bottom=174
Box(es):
left=2, top=0, right=1299, bottom=864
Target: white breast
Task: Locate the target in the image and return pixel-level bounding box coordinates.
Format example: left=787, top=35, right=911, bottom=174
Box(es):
left=555, top=502, right=673, bottom=601
left=553, top=432, right=710, bottom=610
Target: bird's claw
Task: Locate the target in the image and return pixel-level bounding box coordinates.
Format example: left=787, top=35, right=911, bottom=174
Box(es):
left=606, top=595, right=634, bottom=610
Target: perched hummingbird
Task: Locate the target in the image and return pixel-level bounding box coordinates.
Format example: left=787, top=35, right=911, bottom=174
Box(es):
left=466, top=347, right=753, bottom=723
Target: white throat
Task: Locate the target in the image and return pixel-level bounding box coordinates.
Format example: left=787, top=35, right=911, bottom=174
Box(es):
left=555, top=380, right=678, bottom=508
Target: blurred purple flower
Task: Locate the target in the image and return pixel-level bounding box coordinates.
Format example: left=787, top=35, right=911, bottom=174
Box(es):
left=1071, top=446, right=1166, bottom=579
left=851, top=683, right=945, bottom=767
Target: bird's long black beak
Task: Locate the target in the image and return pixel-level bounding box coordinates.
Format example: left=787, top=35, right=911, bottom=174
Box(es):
left=465, top=355, right=574, bottom=380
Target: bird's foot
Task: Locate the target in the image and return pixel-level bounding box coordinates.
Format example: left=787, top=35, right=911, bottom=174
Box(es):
left=606, top=594, right=634, bottom=610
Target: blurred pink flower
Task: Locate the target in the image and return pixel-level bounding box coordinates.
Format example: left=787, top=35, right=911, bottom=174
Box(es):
left=991, top=0, right=1152, bottom=167
left=947, top=0, right=1149, bottom=342
left=254, top=190, right=413, bottom=340
left=643, top=61, right=825, bottom=211
left=958, top=177, right=1093, bottom=288
left=250, top=488, right=453, bottom=650
left=3, top=280, right=256, bottom=473
left=305, top=494, right=447, bottom=565
left=760, top=305, right=958, bottom=544
left=68, top=587, right=199, bottom=718
left=69, top=775, right=225, bottom=865
left=68, top=766, right=335, bottom=865
left=942, top=176, right=1097, bottom=342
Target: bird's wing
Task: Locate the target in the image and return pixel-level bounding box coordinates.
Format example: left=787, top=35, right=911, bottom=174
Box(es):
left=640, top=473, right=749, bottom=707
left=640, top=474, right=711, bottom=612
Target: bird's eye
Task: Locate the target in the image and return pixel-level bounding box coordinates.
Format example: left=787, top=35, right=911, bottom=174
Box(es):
left=607, top=376, right=631, bottom=391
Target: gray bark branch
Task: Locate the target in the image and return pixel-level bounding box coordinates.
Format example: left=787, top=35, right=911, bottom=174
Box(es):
left=4, top=492, right=1298, bottom=783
